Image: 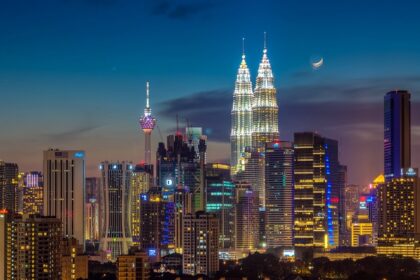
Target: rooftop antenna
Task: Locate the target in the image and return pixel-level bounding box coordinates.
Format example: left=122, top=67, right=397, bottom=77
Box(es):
left=146, top=81, right=150, bottom=109
left=264, top=31, right=267, bottom=50
left=242, top=37, right=245, bottom=56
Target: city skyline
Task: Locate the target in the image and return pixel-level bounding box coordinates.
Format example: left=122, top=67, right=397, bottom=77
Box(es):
left=1, top=0, right=420, bottom=186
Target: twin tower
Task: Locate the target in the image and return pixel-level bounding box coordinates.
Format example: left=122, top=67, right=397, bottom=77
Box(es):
left=230, top=40, right=279, bottom=175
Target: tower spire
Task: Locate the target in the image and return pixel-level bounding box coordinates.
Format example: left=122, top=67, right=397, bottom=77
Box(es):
left=242, top=37, right=245, bottom=57
left=146, top=81, right=150, bottom=109
left=264, top=31, right=267, bottom=51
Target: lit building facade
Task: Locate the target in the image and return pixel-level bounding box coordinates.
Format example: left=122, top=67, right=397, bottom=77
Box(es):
left=234, top=183, right=259, bottom=250
left=0, top=214, right=62, bottom=280
left=236, top=151, right=265, bottom=207
left=61, top=238, right=89, bottom=280
left=117, top=250, right=150, bottom=280
left=265, top=141, right=294, bottom=248
left=86, top=177, right=100, bottom=242
left=206, top=163, right=235, bottom=249
left=230, top=50, right=253, bottom=176
left=251, top=45, right=279, bottom=152
left=131, top=164, right=153, bottom=246
left=99, top=161, right=133, bottom=261
left=293, top=133, right=346, bottom=249
left=140, top=188, right=175, bottom=261
left=0, top=161, right=19, bottom=212
left=22, top=171, right=43, bottom=215
left=139, top=81, right=157, bottom=165
left=43, top=149, right=85, bottom=248
left=183, top=211, right=219, bottom=277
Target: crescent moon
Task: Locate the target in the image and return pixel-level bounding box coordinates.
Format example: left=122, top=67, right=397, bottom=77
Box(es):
left=312, top=57, right=324, bottom=69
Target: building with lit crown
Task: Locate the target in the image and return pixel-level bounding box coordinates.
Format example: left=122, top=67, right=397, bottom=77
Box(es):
left=251, top=43, right=279, bottom=152
left=22, top=171, right=43, bottom=215
left=99, top=161, right=133, bottom=261
left=230, top=48, right=253, bottom=176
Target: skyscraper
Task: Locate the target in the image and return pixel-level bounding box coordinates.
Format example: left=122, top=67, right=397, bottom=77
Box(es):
left=206, top=163, right=235, bottom=249
left=265, top=141, right=294, bottom=248
left=43, top=149, right=85, bottom=248
left=99, top=161, right=133, bottom=261
left=377, top=90, right=420, bottom=258
left=230, top=44, right=253, bottom=176
left=0, top=161, right=19, bottom=212
left=131, top=163, right=153, bottom=246
left=139, top=82, right=157, bottom=165
left=234, top=183, right=259, bottom=251
left=293, top=133, right=346, bottom=249
left=384, top=90, right=411, bottom=180
left=251, top=38, right=279, bottom=152
left=182, top=211, right=219, bottom=276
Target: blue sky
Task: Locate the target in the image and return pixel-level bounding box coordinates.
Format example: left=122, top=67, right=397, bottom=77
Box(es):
left=0, top=0, right=419, bottom=185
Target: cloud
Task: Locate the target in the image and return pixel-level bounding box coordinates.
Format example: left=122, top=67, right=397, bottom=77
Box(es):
left=152, top=0, right=216, bottom=20
left=157, top=77, right=420, bottom=185
left=45, top=124, right=101, bottom=142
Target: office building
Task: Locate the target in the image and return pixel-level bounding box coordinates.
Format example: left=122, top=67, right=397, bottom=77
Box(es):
left=206, top=163, right=235, bottom=249
left=0, top=161, right=19, bottom=212
left=234, top=183, right=259, bottom=250
left=99, top=161, right=133, bottom=261
left=384, top=90, right=411, bottom=180
left=43, top=149, right=85, bottom=247
left=131, top=164, right=153, bottom=246
left=230, top=47, right=253, bottom=176
left=236, top=151, right=265, bottom=207
left=293, top=132, right=346, bottom=249
left=139, top=81, right=157, bottom=165
left=140, top=188, right=175, bottom=261
left=22, top=171, right=43, bottom=215
left=265, top=141, right=294, bottom=248
left=183, top=211, right=219, bottom=276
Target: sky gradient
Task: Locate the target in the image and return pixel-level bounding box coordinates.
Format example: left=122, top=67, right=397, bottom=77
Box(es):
left=0, top=0, right=419, bottom=185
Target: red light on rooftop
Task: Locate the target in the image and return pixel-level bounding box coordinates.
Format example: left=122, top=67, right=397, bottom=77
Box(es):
left=331, top=197, right=339, bottom=204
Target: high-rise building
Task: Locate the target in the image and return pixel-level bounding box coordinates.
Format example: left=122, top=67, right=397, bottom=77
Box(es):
left=236, top=151, right=265, bottom=207
left=234, top=183, right=259, bottom=250
left=182, top=211, right=219, bottom=277
left=206, top=163, right=235, bottom=249
left=22, top=171, right=43, bottom=215
left=185, top=127, right=204, bottom=160
left=0, top=213, right=62, bottom=280
left=139, top=82, right=157, bottom=165
left=140, top=188, right=175, bottom=261
left=0, top=161, right=18, bottom=212
left=131, top=164, right=153, bottom=246
left=99, top=161, right=133, bottom=261
left=230, top=47, right=253, bottom=176
left=43, top=149, right=85, bottom=248
left=86, top=177, right=100, bottom=243
left=293, top=133, right=346, bottom=249
left=265, top=141, right=294, bottom=248
left=156, top=134, right=206, bottom=211
left=61, top=237, right=89, bottom=280
left=251, top=40, right=279, bottom=152
left=117, top=249, right=150, bottom=280
left=384, top=90, right=411, bottom=180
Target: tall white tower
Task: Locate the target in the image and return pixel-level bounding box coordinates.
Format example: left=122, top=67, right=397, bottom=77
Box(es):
left=230, top=39, right=253, bottom=176
left=252, top=34, right=279, bottom=151
left=139, top=82, right=157, bottom=164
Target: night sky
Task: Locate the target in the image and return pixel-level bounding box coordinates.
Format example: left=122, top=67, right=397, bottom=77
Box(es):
left=1, top=0, right=419, bottom=186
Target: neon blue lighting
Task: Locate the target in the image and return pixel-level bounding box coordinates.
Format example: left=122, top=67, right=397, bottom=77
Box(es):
left=148, top=249, right=157, bottom=257
left=324, top=144, right=334, bottom=246
left=74, top=151, right=85, bottom=158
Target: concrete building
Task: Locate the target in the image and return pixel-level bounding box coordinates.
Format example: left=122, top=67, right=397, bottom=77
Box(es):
left=43, top=149, right=85, bottom=248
